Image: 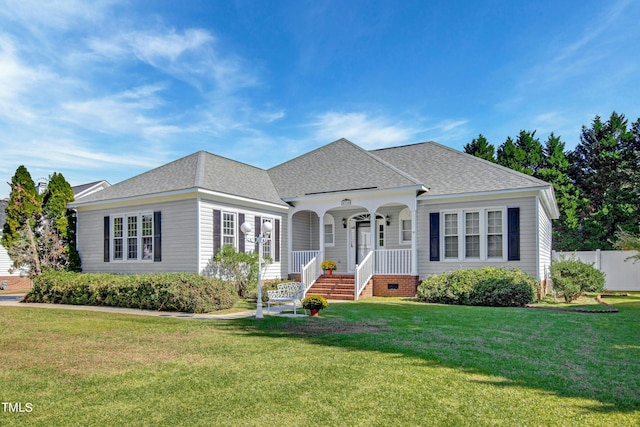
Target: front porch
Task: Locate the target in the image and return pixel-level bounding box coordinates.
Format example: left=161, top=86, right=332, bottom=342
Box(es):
left=290, top=249, right=418, bottom=301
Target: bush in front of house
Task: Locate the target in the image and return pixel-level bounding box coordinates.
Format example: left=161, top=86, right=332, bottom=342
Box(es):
left=417, top=267, right=537, bottom=307
left=550, top=257, right=605, bottom=303
left=25, top=271, right=238, bottom=313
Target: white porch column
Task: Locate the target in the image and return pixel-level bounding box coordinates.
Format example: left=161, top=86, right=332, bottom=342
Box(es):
left=411, top=207, right=418, bottom=276
left=318, top=212, right=325, bottom=253
left=287, top=211, right=293, bottom=274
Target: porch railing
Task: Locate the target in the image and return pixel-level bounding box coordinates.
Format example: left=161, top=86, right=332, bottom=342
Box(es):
left=355, top=250, right=374, bottom=300
left=290, top=250, right=321, bottom=274
left=301, top=251, right=323, bottom=295
left=375, top=249, right=412, bottom=275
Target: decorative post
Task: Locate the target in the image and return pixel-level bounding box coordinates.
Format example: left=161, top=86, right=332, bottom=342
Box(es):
left=241, top=220, right=273, bottom=319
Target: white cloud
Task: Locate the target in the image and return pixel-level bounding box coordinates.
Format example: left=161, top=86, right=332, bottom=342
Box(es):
left=310, top=111, right=417, bottom=148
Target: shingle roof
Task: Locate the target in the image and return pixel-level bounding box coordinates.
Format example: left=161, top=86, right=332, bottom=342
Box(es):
left=371, top=141, right=552, bottom=196
left=73, top=151, right=287, bottom=206
left=268, top=138, right=424, bottom=199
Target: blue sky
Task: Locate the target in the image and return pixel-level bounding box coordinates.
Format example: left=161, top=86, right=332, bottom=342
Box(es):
left=1, top=0, right=639, bottom=199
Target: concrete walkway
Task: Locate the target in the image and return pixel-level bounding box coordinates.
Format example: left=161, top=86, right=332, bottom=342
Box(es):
left=0, top=295, right=304, bottom=320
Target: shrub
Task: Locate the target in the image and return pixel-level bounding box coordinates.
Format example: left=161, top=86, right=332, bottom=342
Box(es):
left=550, top=257, right=605, bottom=303
left=417, top=268, right=536, bottom=307
left=26, top=271, right=238, bottom=313
left=203, top=245, right=271, bottom=298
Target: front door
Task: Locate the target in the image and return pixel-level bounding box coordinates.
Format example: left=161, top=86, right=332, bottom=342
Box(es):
left=356, top=221, right=371, bottom=264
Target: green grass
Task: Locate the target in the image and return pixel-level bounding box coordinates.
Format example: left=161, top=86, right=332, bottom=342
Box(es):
left=1, top=295, right=639, bottom=426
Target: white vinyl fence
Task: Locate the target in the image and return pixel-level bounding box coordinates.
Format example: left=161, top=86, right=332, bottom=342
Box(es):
left=552, top=250, right=640, bottom=291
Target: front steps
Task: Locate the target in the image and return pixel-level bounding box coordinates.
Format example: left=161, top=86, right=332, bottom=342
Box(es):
left=307, top=274, right=355, bottom=301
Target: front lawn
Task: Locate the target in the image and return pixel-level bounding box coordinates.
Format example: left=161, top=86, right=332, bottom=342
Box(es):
left=1, top=295, right=639, bottom=426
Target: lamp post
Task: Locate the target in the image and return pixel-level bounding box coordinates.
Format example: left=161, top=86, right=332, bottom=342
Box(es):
left=240, top=220, right=272, bottom=319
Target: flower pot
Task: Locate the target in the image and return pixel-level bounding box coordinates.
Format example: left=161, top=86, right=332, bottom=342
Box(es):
left=309, top=309, right=319, bottom=316
left=325, top=269, right=333, bottom=275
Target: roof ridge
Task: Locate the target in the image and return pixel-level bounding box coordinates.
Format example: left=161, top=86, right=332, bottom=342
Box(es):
left=194, top=151, right=207, bottom=187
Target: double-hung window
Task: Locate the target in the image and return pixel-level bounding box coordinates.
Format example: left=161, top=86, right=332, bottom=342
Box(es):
left=444, top=213, right=459, bottom=259
left=262, top=218, right=273, bottom=259
left=323, top=214, right=334, bottom=246
left=112, top=213, right=154, bottom=261
left=441, top=208, right=506, bottom=261
left=487, top=210, right=503, bottom=258
left=222, top=212, right=236, bottom=247
left=399, top=208, right=412, bottom=244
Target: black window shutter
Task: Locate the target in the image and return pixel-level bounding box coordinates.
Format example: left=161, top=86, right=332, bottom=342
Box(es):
left=238, top=213, right=245, bottom=253
left=508, top=207, right=520, bottom=261
left=274, top=219, right=280, bottom=262
left=104, top=216, right=110, bottom=262
left=154, top=211, right=162, bottom=262
left=254, top=216, right=261, bottom=252
left=429, top=213, right=440, bottom=261
left=213, top=210, right=221, bottom=256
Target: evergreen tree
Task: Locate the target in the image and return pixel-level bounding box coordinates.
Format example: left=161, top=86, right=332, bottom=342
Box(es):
left=535, top=133, right=586, bottom=250
left=464, top=134, right=496, bottom=162
left=497, top=136, right=528, bottom=174
left=497, top=130, right=543, bottom=176
left=568, top=112, right=640, bottom=250
left=1, top=166, right=41, bottom=250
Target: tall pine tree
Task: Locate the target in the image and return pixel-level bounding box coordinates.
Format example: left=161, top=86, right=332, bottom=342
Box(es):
left=464, top=134, right=496, bottom=162
left=2, top=166, right=41, bottom=250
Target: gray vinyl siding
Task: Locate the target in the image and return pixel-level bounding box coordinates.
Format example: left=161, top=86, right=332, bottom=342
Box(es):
left=417, top=196, right=539, bottom=279
left=198, top=198, right=287, bottom=280
left=537, top=197, right=553, bottom=281
left=77, top=199, right=198, bottom=274
left=291, top=211, right=314, bottom=251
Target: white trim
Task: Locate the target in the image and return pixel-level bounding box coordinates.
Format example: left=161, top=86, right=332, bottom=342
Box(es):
left=110, top=211, right=155, bottom=262
left=70, top=187, right=288, bottom=211
left=399, top=207, right=412, bottom=245
left=439, top=206, right=508, bottom=262
left=418, top=186, right=549, bottom=201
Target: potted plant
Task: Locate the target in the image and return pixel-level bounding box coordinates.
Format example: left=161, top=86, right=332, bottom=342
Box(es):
left=302, top=294, right=329, bottom=316
left=321, top=259, right=337, bottom=275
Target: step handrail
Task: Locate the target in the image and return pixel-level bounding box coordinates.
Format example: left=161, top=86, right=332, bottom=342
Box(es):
left=354, top=250, right=374, bottom=300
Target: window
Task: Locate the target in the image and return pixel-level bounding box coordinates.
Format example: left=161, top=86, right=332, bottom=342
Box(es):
left=113, top=217, right=123, bottom=260
left=440, top=208, right=507, bottom=261
left=262, top=218, right=272, bottom=259
left=378, top=221, right=385, bottom=247
left=487, top=210, right=503, bottom=258
left=112, top=213, right=155, bottom=261
left=142, top=214, right=153, bottom=260
left=465, top=212, right=480, bottom=258
left=444, top=213, right=458, bottom=259
left=222, top=212, right=236, bottom=247
left=323, top=214, right=334, bottom=246
left=399, top=208, right=412, bottom=244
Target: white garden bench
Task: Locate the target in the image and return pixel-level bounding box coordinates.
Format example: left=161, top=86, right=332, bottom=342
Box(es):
left=266, top=282, right=305, bottom=315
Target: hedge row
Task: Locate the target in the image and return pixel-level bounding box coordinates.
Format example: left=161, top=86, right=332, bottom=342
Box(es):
left=25, top=271, right=239, bottom=313
left=417, top=267, right=537, bottom=307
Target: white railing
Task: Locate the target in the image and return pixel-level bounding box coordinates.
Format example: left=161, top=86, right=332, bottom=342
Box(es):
left=355, top=250, right=374, bottom=300
left=301, top=251, right=323, bottom=295
left=290, top=250, right=321, bottom=274
left=375, top=249, right=412, bottom=275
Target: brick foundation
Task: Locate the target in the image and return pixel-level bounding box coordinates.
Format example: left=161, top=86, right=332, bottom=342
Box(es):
left=0, top=276, right=32, bottom=291
left=372, top=275, right=419, bottom=297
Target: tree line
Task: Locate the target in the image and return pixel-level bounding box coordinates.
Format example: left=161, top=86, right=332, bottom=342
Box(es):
left=2, top=166, right=79, bottom=276
left=464, top=111, right=640, bottom=251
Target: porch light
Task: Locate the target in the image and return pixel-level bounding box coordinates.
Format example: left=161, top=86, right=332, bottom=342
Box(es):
left=240, top=220, right=273, bottom=319
left=342, top=218, right=347, bottom=228
left=386, top=215, right=390, bottom=226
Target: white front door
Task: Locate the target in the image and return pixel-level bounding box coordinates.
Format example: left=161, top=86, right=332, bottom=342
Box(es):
left=356, top=222, right=371, bottom=264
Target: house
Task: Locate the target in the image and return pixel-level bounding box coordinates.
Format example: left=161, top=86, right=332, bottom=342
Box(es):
left=69, top=139, right=559, bottom=300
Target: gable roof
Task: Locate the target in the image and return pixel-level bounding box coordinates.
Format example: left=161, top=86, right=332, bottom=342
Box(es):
left=268, top=138, right=425, bottom=199
left=371, top=142, right=553, bottom=196
left=73, top=180, right=111, bottom=199
left=72, top=151, right=287, bottom=206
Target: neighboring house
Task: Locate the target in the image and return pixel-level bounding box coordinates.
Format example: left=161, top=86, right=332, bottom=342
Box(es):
left=69, top=139, right=559, bottom=299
